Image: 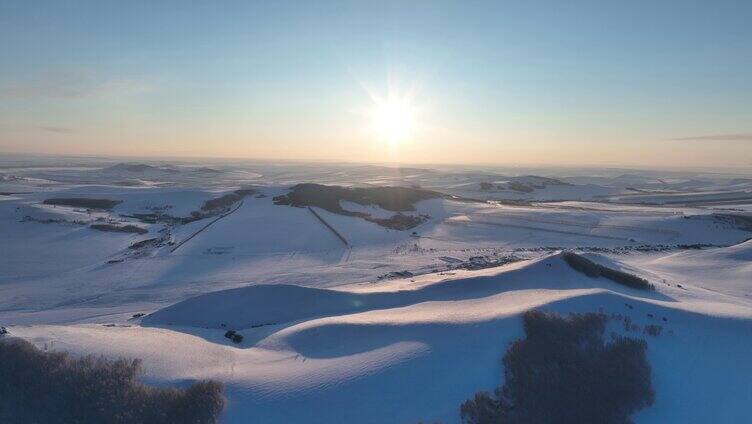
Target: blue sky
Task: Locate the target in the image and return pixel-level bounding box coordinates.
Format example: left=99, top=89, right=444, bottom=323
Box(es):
left=1, top=0, right=751, bottom=167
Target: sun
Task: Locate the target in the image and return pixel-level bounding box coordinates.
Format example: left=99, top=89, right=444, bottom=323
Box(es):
left=368, top=90, right=417, bottom=145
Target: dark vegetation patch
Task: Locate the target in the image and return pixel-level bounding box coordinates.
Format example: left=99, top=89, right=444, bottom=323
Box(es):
left=273, top=183, right=441, bottom=230
left=113, top=180, right=147, bottom=187
left=128, top=237, right=161, bottom=249
left=643, top=324, right=663, bottom=337
left=43, top=198, right=122, bottom=210
left=507, top=181, right=535, bottom=193
left=459, top=255, right=522, bottom=271
left=366, top=213, right=430, bottom=230
left=90, top=223, right=148, bottom=234
left=504, top=176, right=571, bottom=193
left=519, top=175, right=571, bottom=187
left=713, top=213, right=752, bottom=232
left=377, top=270, right=415, bottom=280
left=514, top=242, right=726, bottom=255
left=21, top=215, right=87, bottom=225
left=223, top=330, right=243, bottom=344
left=200, top=189, right=256, bottom=212
left=123, top=213, right=188, bottom=225
left=675, top=243, right=716, bottom=249
left=561, top=251, right=654, bottom=290
left=460, top=311, right=654, bottom=424
left=0, top=337, right=225, bottom=423
left=273, top=183, right=440, bottom=213
left=192, top=167, right=222, bottom=174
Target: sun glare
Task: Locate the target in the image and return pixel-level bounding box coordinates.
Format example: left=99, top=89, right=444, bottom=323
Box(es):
left=368, top=91, right=417, bottom=145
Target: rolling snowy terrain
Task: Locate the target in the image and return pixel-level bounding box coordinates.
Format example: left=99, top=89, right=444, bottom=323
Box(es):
left=2, top=156, right=751, bottom=423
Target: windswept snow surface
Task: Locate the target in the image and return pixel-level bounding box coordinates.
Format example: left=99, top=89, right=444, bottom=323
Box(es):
left=11, top=255, right=752, bottom=423
left=620, top=239, right=752, bottom=299
left=2, top=157, right=752, bottom=423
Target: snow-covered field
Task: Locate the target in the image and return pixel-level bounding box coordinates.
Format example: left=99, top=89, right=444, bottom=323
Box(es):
left=2, top=156, right=751, bottom=422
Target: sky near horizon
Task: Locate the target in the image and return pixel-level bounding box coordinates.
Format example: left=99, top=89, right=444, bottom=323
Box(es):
left=1, top=1, right=751, bottom=167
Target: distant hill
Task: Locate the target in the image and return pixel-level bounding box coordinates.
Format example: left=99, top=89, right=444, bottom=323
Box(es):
left=103, top=163, right=180, bottom=174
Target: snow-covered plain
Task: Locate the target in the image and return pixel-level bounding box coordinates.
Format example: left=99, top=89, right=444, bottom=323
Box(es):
left=2, top=156, right=751, bottom=423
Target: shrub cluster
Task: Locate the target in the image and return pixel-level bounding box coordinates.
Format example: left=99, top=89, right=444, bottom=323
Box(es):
left=461, top=311, right=654, bottom=424
left=90, top=224, right=148, bottom=234
left=479, top=182, right=494, bottom=191
left=224, top=330, right=243, bottom=344
left=0, top=338, right=225, bottom=423
left=643, top=324, right=663, bottom=337
left=561, top=252, right=654, bottom=290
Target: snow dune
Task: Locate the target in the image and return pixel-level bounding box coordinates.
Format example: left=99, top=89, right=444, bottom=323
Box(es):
left=142, top=253, right=667, bottom=330
left=623, top=239, right=752, bottom=299
left=12, top=252, right=752, bottom=423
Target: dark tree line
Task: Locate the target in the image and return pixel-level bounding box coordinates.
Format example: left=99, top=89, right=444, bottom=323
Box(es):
left=461, top=311, right=654, bottom=424
left=0, top=337, right=225, bottom=424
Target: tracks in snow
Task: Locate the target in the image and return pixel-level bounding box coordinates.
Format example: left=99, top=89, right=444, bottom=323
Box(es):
left=170, top=200, right=245, bottom=253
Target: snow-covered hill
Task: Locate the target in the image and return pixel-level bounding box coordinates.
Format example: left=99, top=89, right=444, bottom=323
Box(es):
left=2, top=158, right=751, bottom=423
left=9, top=253, right=752, bottom=423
